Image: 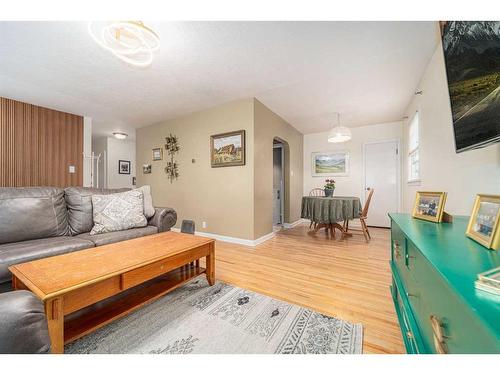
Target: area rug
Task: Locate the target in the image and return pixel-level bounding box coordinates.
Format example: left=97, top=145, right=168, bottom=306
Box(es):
left=66, top=276, right=363, bottom=354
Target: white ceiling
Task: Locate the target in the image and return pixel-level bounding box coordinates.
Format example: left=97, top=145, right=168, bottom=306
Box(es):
left=0, top=21, right=438, bottom=138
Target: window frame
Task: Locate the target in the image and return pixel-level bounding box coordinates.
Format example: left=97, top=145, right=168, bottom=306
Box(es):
left=407, top=111, right=420, bottom=183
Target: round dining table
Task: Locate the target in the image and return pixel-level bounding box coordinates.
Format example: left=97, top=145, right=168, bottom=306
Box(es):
left=301, top=196, right=362, bottom=238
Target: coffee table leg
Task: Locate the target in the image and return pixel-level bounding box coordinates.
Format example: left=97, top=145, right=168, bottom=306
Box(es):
left=45, top=297, right=64, bottom=354
left=206, top=242, right=215, bottom=286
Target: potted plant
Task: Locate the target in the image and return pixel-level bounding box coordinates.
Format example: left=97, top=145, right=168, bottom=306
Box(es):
left=324, top=179, right=335, bottom=197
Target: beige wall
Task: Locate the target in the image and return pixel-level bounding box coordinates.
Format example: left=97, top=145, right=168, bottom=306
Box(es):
left=304, top=121, right=403, bottom=206
left=402, top=36, right=500, bottom=215
left=254, top=99, right=303, bottom=238
left=136, top=99, right=256, bottom=240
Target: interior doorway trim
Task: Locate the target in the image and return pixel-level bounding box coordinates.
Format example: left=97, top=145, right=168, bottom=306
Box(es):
left=273, top=142, right=285, bottom=225
left=362, top=138, right=402, bottom=214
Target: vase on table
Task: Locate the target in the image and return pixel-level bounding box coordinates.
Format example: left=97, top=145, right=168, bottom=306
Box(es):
left=324, top=188, right=334, bottom=197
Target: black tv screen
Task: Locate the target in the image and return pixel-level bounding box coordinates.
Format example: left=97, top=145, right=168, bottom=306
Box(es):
left=441, top=21, right=500, bottom=153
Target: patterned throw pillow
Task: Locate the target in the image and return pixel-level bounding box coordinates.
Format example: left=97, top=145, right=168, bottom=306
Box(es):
left=135, top=185, right=155, bottom=218
left=90, top=190, right=147, bottom=235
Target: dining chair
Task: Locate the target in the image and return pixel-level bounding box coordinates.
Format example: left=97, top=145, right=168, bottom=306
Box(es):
left=343, top=188, right=374, bottom=242
left=309, top=188, right=325, bottom=229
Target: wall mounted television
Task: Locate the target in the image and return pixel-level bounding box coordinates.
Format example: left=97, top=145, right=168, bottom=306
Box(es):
left=441, top=21, right=500, bottom=153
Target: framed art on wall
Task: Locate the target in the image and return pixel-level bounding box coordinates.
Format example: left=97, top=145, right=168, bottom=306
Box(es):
left=118, top=160, right=131, bottom=174
left=311, top=151, right=349, bottom=177
left=412, top=191, right=447, bottom=223
left=210, top=130, right=245, bottom=167
left=152, top=148, right=163, bottom=161
left=142, top=164, right=152, bottom=174
left=466, top=194, right=500, bottom=250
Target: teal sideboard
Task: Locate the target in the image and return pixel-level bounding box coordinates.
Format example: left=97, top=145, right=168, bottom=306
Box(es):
left=389, top=213, right=500, bottom=354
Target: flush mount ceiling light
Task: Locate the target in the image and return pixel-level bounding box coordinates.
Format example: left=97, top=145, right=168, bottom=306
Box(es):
left=328, top=113, right=352, bottom=143
left=113, top=132, right=128, bottom=140
left=88, top=21, right=160, bottom=67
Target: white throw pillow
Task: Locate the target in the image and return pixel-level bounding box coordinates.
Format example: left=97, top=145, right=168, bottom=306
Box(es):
left=135, top=185, right=155, bottom=218
left=90, top=190, right=147, bottom=235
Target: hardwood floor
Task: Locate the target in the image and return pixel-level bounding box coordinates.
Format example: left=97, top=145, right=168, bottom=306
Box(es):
left=208, top=223, right=405, bottom=354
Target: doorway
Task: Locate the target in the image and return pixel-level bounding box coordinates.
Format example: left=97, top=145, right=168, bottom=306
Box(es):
left=363, top=140, right=400, bottom=228
left=273, top=141, right=285, bottom=226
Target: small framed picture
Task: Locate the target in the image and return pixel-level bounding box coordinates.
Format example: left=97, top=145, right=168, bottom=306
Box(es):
left=132, top=177, right=136, bottom=186
left=466, top=194, right=500, bottom=250
left=412, top=191, right=447, bottom=223
left=142, top=164, right=152, bottom=174
left=152, top=148, right=163, bottom=161
left=118, top=160, right=131, bottom=175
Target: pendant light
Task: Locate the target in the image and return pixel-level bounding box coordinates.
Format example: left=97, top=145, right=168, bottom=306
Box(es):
left=328, top=113, right=352, bottom=143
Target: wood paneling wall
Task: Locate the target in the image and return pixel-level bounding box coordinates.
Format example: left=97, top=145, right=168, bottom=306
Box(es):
left=0, top=97, right=83, bottom=187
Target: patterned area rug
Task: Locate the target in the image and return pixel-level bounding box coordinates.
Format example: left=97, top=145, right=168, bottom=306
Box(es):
left=66, top=276, right=363, bottom=354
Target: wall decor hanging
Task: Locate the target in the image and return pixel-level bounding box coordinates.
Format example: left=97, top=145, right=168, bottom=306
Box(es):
left=164, top=134, right=180, bottom=182
left=152, top=147, right=163, bottom=161
left=142, top=164, right=151, bottom=174
left=118, top=160, right=131, bottom=174
left=210, top=130, right=246, bottom=167
left=311, top=151, right=349, bottom=177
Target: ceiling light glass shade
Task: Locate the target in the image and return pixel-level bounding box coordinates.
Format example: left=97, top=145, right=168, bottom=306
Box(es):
left=328, top=126, right=352, bottom=143
left=88, top=21, right=160, bottom=67
left=113, top=132, right=128, bottom=140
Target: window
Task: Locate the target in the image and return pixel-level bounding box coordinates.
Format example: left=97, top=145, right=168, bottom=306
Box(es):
left=408, top=112, right=420, bottom=182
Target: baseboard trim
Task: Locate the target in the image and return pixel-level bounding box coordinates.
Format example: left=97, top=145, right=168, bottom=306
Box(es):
left=282, top=219, right=307, bottom=229
left=171, top=228, right=275, bottom=247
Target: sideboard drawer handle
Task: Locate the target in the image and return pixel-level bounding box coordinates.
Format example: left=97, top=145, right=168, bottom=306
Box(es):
left=430, top=315, right=449, bottom=354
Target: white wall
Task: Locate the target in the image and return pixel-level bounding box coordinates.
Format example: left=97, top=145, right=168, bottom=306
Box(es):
left=91, top=136, right=107, bottom=188
left=402, top=40, right=500, bottom=215
left=83, top=117, right=92, bottom=187
left=303, top=121, right=403, bottom=204
left=107, top=137, right=136, bottom=189
left=92, top=136, right=136, bottom=189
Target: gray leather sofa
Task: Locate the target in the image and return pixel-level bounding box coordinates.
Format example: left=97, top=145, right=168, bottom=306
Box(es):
left=0, top=186, right=177, bottom=292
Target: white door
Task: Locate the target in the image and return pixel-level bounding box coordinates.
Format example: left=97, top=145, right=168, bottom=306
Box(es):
left=363, top=140, right=400, bottom=227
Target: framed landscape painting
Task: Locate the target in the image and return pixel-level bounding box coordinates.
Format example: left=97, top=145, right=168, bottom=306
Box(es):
left=312, top=151, right=349, bottom=177
left=210, top=130, right=245, bottom=167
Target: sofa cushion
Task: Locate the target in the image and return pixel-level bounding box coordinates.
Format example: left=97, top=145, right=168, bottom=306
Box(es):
left=90, top=190, right=147, bottom=235
left=64, top=187, right=129, bottom=235
left=0, top=290, right=51, bottom=353
left=0, top=237, right=94, bottom=284
left=76, top=226, right=158, bottom=246
left=0, top=187, right=70, bottom=245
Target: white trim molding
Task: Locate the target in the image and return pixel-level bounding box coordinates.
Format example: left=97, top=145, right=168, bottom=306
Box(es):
left=282, top=219, right=307, bottom=229
left=171, top=228, right=275, bottom=247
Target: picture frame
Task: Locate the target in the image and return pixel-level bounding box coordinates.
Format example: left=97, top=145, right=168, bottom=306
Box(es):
left=412, top=191, right=447, bottom=223
left=466, top=194, right=500, bottom=250
left=210, top=130, right=245, bottom=167
left=142, top=164, right=152, bottom=174
left=118, top=160, right=131, bottom=175
left=311, top=151, right=349, bottom=177
left=152, top=148, right=163, bottom=161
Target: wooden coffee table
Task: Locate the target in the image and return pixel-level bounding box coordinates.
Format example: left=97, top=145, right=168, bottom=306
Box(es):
left=9, top=231, right=215, bottom=354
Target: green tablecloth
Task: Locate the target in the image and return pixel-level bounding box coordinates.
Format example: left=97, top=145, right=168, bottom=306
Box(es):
left=301, top=196, right=362, bottom=224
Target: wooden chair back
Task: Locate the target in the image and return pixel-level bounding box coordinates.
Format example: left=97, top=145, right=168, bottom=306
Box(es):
left=361, top=188, right=374, bottom=218
left=309, top=188, right=325, bottom=197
